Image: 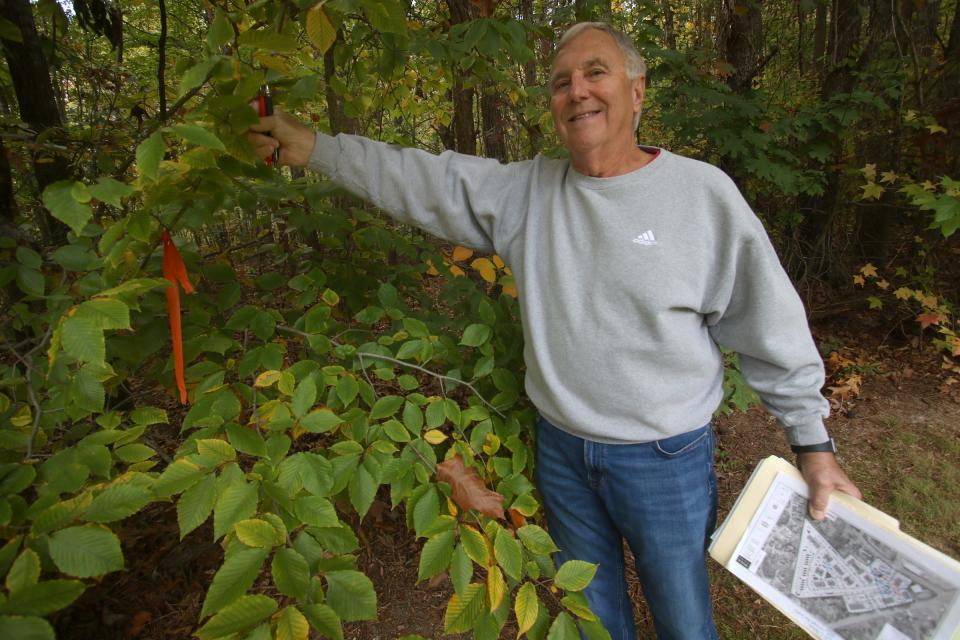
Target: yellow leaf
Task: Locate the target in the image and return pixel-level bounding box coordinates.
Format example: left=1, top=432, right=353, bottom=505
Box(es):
left=904, top=110, right=917, bottom=122
left=487, top=565, right=505, bottom=611
left=253, top=52, right=291, bottom=75
left=860, top=163, right=877, bottom=181
left=305, top=5, right=337, bottom=54
left=426, top=259, right=440, bottom=276
left=502, top=285, right=518, bottom=299
left=861, top=182, right=884, bottom=200
left=922, top=295, right=938, bottom=309
left=452, top=246, right=474, bottom=262
left=876, top=279, right=890, bottom=290
left=450, top=265, right=465, bottom=278
left=894, top=287, right=913, bottom=300
left=424, top=429, right=448, bottom=445
left=853, top=275, right=865, bottom=286
left=921, top=180, right=937, bottom=191
left=491, top=254, right=505, bottom=269
left=859, top=263, right=878, bottom=278
left=471, top=258, right=496, bottom=283
left=880, top=171, right=897, bottom=184
left=514, top=582, right=539, bottom=636
left=446, top=497, right=458, bottom=517
left=926, top=123, right=947, bottom=134
left=255, top=370, right=282, bottom=387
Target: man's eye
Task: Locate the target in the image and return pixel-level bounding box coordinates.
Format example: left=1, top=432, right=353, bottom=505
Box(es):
left=589, top=68, right=606, bottom=77
left=553, top=80, right=569, bottom=90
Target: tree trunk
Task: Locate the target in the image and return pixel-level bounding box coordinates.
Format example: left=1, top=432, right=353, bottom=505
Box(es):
left=441, top=0, right=479, bottom=154
left=720, top=0, right=765, bottom=93
left=662, top=0, right=677, bottom=50
left=479, top=90, right=508, bottom=161
left=812, top=0, right=827, bottom=72
left=323, top=31, right=358, bottom=135
left=0, top=0, right=71, bottom=244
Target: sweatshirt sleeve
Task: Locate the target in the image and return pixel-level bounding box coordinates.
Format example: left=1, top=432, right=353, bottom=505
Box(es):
left=308, top=132, right=526, bottom=253
left=705, top=211, right=830, bottom=447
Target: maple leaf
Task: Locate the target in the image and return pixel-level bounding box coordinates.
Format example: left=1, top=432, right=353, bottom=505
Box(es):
left=436, top=454, right=505, bottom=520
left=860, top=263, right=878, bottom=278
left=921, top=180, right=937, bottom=191
left=861, top=182, right=884, bottom=200
left=917, top=313, right=941, bottom=330
left=868, top=296, right=883, bottom=309
left=880, top=171, right=897, bottom=184
left=853, top=274, right=865, bottom=286
left=877, top=279, right=890, bottom=290
left=926, top=123, right=947, bottom=134
left=893, top=287, right=914, bottom=300
left=860, top=164, right=877, bottom=181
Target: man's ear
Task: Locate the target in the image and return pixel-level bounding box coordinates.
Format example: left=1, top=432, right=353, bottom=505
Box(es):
left=632, top=76, right=646, bottom=113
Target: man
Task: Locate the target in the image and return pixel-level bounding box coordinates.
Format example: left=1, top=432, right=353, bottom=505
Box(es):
left=249, top=22, right=861, bottom=639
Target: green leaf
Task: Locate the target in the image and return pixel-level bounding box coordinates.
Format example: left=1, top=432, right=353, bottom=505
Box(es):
left=154, top=458, right=205, bottom=497
left=554, top=560, right=597, bottom=592
left=305, top=5, right=336, bottom=54
left=291, top=378, right=317, bottom=419
left=276, top=606, right=309, bottom=640
left=450, top=544, right=472, bottom=596
left=0, top=616, right=55, bottom=640
left=135, top=131, right=165, bottom=181
left=69, top=367, right=105, bottom=413
left=87, top=177, right=133, bottom=207
left=213, top=480, right=259, bottom=540
left=83, top=482, right=152, bottom=522
left=547, top=611, right=580, bottom=639
left=177, top=473, right=217, bottom=539
left=417, top=530, right=455, bottom=582
left=16, top=267, right=44, bottom=297
left=172, top=124, right=226, bottom=151
left=5, top=549, right=40, bottom=594
left=52, top=244, right=99, bottom=271
left=361, top=0, right=407, bottom=35
left=114, top=443, right=156, bottom=463
left=76, top=298, right=130, bottom=330
left=443, top=582, right=486, bottom=633
left=299, top=408, right=342, bottom=433
left=207, top=8, right=232, bottom=49
left=302, top=604, right=343, bottom=640
left=180, top=56, right=220, bottom=93
left=514, top=582, right=539, bottom=636
left=48, top=526, right=124, bottom=578
left=238, top=29, right=299, bottom=51
left=16, top=246, right=41, bottom=269
left=324, top=570, right=377, bottom=621
left=402, top=402, right=423, bottom=432
left=369, top=395, right=404, bottom=420
left=294, top=496, right=339, bottom=528
left=200, top=547, right=269, bottom=619
left=348, top=463, right=377, bottom=518
left=561, top=591, right=598, bottom=621
left=518, top=525, right=560, bottom=556
left=196, top=594, right=277, bottom=640
left=278, top=452, right=333, bottom=496
left=494, top=527, right=523, bottom=581
left=61, top=315, right=104, bottom=364
left=42, top=181, right=92, bottom=236
left=459, top=526, right=489, bottom=566
left=461, top=323, right=492, bottom=347
left=272, top=548, right=310, bottom=600
left=226, top=424, right=267, bottom=457
left=0, top=580, right=85, bottom=616
left=412, top=486, right=439, bottom=537
left=336, top=376, right=359, bottom=406
left=234, top=518, right=284, bottom=548
left=130, top=407, right=168, bottom=425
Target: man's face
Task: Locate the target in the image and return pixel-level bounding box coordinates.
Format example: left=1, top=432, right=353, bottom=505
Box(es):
left=549, top=29, right=644, bottom=161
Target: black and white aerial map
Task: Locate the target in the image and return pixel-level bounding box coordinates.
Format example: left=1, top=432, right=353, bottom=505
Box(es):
left=728, top=473, right=960, bottom=640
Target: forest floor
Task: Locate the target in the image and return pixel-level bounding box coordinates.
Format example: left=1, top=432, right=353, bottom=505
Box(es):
left=52, top=319, right=960, bottom=640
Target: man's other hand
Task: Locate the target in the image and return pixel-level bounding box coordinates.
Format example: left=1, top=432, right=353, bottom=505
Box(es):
left=798, top=452, right=862, bottom=521
left=247, top=108, right=316, bottom=168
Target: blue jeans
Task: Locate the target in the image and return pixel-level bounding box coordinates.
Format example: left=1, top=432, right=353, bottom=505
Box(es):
left=535, top=416, right=718, bottom=640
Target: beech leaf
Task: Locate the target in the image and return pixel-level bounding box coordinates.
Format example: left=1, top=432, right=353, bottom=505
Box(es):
left=436, top=454, right=504, bottom=520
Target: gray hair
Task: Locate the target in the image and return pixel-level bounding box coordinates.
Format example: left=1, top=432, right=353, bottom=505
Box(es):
left=552, top=22, right=647, bottom=131
left=554, top=22, right=647, bottom=80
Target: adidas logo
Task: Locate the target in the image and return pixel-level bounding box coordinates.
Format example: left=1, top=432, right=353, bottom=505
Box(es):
left=632, top=230, right=658, bottom=246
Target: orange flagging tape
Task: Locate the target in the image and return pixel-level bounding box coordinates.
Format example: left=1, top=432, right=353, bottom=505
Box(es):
left=161, top=231, right=195, bottom=404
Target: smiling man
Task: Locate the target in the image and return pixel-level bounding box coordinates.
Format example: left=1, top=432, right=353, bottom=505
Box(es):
left=249, top=22, right=860, bottom=639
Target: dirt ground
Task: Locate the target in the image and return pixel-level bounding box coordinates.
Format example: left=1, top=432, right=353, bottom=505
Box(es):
left=52, top=335, right=960, bottom=639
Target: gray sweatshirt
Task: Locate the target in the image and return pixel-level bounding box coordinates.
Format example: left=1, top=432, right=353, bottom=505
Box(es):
left=308, top=132, right=830, bottom=447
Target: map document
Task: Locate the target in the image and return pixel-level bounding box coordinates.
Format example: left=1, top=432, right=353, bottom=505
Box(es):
left=711, top=458, right=960, bottom=640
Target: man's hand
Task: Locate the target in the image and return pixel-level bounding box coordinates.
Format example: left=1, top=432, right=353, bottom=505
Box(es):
left=798, top=452, right=861, bottom=521
left=247, top=108, right=316, bottom=168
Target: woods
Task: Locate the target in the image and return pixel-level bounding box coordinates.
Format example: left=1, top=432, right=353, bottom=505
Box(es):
left=0, top=0, right=958, bottom=639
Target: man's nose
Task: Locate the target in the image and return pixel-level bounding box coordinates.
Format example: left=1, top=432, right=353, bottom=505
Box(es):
left=569, top=74, right=589, bottom=100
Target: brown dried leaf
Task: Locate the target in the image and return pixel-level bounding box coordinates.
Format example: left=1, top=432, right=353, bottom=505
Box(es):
left=436, top=454, right=505, bottom=520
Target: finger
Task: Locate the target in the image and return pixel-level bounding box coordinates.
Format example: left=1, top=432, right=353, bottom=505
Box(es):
left=249, top=116, right=278, bottom=133
left=808, top=485, right=831, bottom=521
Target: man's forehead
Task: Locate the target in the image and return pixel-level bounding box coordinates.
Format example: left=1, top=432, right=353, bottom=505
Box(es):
left=551, top=53, right=616, bottom=80
left=552, top=32, right=623, bottom=75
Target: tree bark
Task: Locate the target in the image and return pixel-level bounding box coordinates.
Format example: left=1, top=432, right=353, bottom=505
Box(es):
left=323, top=31, right=358, bottom=135
left=479, top=90, right=507, bottom=161
left=0, top=0, right=71, bottom=244
left=720, top=0, right=765, bottom=93
left=441, top=0, right=478, bottom=154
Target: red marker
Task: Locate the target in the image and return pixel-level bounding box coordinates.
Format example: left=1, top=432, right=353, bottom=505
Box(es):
left=258, top=84, right=280, bottom=167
